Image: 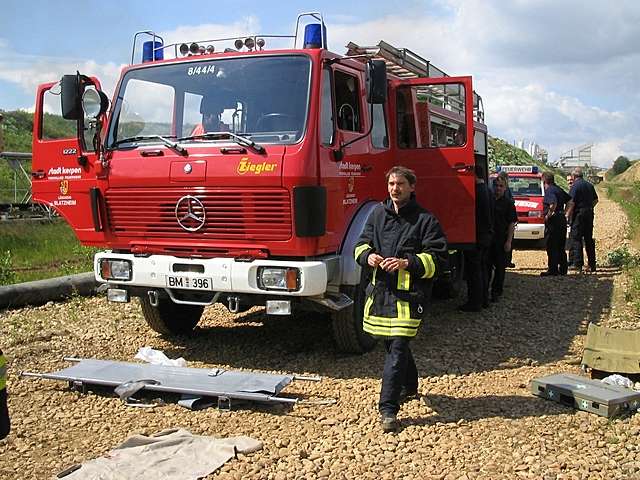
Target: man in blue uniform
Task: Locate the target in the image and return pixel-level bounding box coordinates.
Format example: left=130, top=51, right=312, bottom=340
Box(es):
left=460, top=165, right=494, bottom=311
left=541, top=172, right=570, bottom=276
left=491, top=171, right=516, bottom=268
left=354, top=166, right=448, bottom=432
left=566, top=167, right=598, bottom=272
left=488, top=175, right=517, bottom=301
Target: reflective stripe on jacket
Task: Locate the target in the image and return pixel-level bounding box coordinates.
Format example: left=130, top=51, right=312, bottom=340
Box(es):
left=354, top=196, right=448, bottom=338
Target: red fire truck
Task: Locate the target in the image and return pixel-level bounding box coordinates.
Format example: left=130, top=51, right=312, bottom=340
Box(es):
left=31, top=13, right=487, bottom=353
left=494, top=165, right=545, bottom=242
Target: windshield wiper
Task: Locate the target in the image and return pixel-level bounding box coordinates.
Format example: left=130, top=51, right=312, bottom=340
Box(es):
left=177, top=131, right=265, bottom=154
left=111, top=135, right=188, bottom=156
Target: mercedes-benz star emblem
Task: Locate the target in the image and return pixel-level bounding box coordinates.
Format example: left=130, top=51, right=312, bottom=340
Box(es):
left=175, top=195, right=206, bottom=232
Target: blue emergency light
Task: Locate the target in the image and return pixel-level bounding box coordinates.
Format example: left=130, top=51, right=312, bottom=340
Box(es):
left=304, top=23, right=327, bottom=49
left=142, top=40, right=164, bottom=62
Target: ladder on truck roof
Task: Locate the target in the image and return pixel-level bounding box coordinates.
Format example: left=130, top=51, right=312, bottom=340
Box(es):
left=345, top=41, right=484, bottom=123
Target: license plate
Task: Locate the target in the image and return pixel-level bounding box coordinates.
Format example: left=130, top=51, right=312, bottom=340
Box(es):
left=166, top=275, right=213, bottom=290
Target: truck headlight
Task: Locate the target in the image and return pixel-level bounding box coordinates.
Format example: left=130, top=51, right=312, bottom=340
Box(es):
left=99, top=259, right=132, bottom=281
left=258, top=267, right=300, bottom=291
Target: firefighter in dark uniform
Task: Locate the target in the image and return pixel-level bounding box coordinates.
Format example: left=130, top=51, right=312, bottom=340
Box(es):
left=566, top=167, right=598, bottom=272
left=354, top=166, right=448, bottom=433
left=488, top=175, right=517, bottom=301
left=0, top=348, right=9, bottom=440
left=460, top=164, right=494, bottom=311
left=541, top=172, right=570, bottom=276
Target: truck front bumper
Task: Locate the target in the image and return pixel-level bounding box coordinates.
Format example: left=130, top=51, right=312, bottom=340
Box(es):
left=95, top=252, right=328, bottom=298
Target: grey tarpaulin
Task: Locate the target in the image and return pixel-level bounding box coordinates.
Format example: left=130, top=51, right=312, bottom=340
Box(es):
left=23, top=358, right=295, bottom=405
left=60, top=428, right=262, bottom=480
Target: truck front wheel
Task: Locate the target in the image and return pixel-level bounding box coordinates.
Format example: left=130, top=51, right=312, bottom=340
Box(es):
left=331, top=282, right=377, bottom=354
left=140, top=296, right=204, bottom=335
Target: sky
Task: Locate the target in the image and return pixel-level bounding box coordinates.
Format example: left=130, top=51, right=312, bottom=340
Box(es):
left=1, top=0, right=639, bottom=167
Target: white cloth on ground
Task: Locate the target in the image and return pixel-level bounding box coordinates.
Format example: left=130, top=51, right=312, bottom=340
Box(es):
left=134, top=347, right=187, bottom=367
left=61, top=428, right=262, bottom=480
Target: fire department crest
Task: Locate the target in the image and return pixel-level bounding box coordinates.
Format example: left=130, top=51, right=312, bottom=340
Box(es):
left=59, top=180, right=69, bottom=195
left=347, top=176, right=355, bottom=193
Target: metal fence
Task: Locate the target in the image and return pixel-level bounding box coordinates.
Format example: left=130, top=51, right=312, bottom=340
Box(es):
left=0, top=151, right=32, bottom=204
left=0, top=151, right=54, bottom=219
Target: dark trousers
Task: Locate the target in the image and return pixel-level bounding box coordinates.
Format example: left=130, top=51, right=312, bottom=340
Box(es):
left=545, top=214, right=568, bottom=274
left=570, top=209, right=596, bottom=269
left=464, top=246, right=489, bottom=308
left=488, top=242, right=508, bottom=296
left=379, top=337, right=418, bottom=415
left=0, top=388, right=9, bottom=440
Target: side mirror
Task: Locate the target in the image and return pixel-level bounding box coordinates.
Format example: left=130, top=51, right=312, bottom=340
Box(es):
left=61, top=74, right=82, bottom=120
left=82, top=88, right=109, bottom=118
left=366, top=60, right=387, bottom=104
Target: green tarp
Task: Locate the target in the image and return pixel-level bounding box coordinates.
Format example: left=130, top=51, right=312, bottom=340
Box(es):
left=582, top=322, right=640, bottom=374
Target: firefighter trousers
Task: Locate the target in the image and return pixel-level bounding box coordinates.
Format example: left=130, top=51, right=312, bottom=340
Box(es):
left=488, top=242, right=508, bottom=297
left=464, top=246, right=490, bottom=308
left=379, top=337, right=418, bottom=416
left=570, top=208, right=596, bottom=269
left=0, top=388, right=8, bottom=440
left=545, top=213, right=568, bottom=275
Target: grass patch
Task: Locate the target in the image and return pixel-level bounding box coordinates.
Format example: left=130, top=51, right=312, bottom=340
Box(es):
left=605, top=182, right=640, bottom=245
left=606, top=182, right=640, bottom=313
left=0, top=220, right=97, bottom=284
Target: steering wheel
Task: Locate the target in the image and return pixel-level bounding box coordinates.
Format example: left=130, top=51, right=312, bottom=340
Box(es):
left=256, top=113, right=294, bottom=131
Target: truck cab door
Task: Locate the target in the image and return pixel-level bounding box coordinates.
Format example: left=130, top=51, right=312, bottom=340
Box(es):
left=31, top=79, right=106, bottom=244
left=391, top=75, right=479, bottom=246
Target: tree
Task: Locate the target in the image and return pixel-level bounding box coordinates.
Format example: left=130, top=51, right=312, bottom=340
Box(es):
left=612, top=155, right=631, bottom=175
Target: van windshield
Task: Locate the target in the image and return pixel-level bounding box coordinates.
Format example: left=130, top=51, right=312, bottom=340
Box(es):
left=510, top=176, right=543, bottom=197
left=107, top=55, right=311, bottom=148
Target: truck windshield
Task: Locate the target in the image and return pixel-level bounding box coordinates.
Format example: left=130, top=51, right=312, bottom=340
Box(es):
left=107, top=55, right=311, bottom=148
left=510, top=176, right=543, bottom=197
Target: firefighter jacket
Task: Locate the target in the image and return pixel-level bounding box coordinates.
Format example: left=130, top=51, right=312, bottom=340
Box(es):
left=354, top=196, right=448, bottom=338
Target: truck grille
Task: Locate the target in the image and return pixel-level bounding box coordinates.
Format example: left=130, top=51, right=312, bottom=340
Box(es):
left=105, top=187, right=292, bottom=241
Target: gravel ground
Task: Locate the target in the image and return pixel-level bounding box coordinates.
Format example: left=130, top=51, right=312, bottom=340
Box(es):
left=1, top=193, right=640, bottom=480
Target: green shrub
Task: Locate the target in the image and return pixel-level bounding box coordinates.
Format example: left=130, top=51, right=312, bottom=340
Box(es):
left=612, top=156, right=631, bottom=175
left=0, top=250, right=17, bottom=285
left=606, top=246, right=640, bottom=268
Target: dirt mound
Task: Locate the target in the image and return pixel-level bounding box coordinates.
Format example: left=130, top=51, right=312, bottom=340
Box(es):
left=610, top=160, right=640, bottom=183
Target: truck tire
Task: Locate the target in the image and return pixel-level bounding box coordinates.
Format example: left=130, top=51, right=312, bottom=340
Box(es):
left=331, top=282, right=377, bottom=354
left=140, top=296, right=204, bottom=335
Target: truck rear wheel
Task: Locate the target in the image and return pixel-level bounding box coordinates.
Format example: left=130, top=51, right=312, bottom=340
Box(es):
left=331, top=282, right=377, bottom=354
left=140, top=296, right=204, bottom=335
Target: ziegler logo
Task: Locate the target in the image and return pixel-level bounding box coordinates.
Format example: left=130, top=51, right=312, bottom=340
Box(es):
left=62, top=148, right=77, bottom=155
left=237, top=158, right=277, bottom=175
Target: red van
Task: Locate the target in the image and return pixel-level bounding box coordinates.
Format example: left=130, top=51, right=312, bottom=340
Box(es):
left=494, top=166, right=545, bottom=241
